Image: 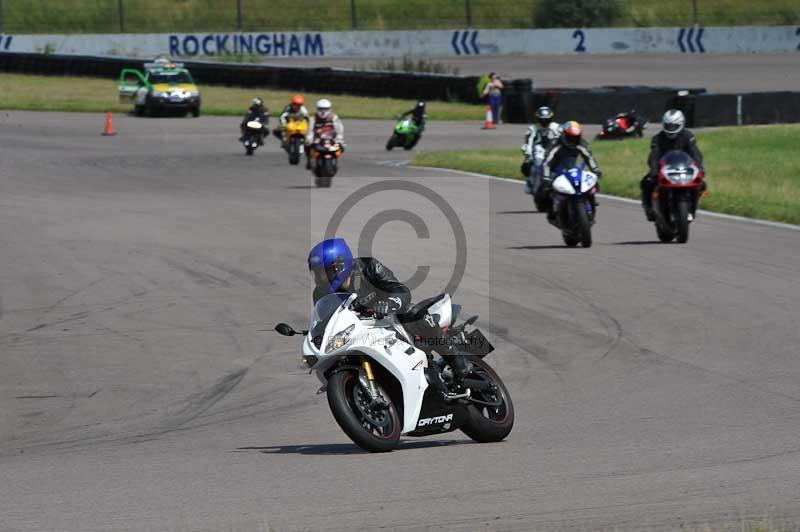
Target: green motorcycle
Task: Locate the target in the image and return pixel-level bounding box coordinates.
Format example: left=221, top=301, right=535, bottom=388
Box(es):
left=386, top=117, right=423, bottom=151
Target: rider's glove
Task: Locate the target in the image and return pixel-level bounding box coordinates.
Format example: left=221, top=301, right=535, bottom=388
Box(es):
left=373, top=297, right=402, bottom=319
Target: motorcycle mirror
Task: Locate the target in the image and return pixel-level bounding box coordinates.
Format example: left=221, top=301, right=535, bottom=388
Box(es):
left=464, top=315, right=478, bottom=326
left=275, top=323, right=298, bottom=336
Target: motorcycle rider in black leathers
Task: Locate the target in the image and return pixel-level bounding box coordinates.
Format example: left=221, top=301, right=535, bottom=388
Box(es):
left=308, top=238, right=469, bottom=397
left=400, top=100, right=427, bottom=131
left=542, top=121, right=602, bottom=220
left=239, top=97, right=269, bottom=145
left=641, top=109, right=704, bottom=220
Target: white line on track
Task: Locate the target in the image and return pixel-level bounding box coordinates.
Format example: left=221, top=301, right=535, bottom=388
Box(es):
left=408, top=164, right=800, bottom=232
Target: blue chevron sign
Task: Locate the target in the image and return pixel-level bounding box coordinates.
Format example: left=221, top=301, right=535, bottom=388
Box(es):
left=451, top=30, right=479, bottom=55
left=677, top=27, right=705, bottom=53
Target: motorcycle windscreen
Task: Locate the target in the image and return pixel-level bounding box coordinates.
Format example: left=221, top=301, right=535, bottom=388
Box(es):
left=309, top=293, right=351, bottom=348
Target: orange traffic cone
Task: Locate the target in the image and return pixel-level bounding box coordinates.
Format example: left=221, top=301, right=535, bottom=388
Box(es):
left=101, top=111, right=116, bottom=136
left=481, top=105, right=495, bottom=130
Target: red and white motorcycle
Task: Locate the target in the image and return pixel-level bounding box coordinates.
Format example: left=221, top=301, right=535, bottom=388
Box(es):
left=651, top=150, right=706, bottom=243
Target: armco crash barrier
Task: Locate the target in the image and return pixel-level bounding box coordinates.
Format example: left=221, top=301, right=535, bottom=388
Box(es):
left=502, top=87, right=800, bottom=127
left=0, top=52, right=480, bottom=103
left=4, top=52, right=800, bottom=127
left=502, top=87, right=706, bottom=125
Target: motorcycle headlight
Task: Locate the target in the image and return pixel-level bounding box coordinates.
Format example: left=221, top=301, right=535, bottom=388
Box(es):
left=325, top=324, right=354, bottom=353
left=665, top=169, right=693, bottom=184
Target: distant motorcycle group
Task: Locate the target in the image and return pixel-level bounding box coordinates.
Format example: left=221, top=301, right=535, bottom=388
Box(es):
left=239, top=96, right=427, bottom=188
left=520, top=106, right=706, bottom=245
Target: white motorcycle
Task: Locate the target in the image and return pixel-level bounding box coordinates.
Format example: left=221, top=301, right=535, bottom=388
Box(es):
left=275, top=292, right=514, bottom=452
left=242, top=119, right=265, bottom=156
left=548, top=163, right=598, bottom=248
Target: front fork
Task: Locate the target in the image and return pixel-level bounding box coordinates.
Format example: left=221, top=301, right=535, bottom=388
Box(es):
left=360, top=357, right=388, bottom=407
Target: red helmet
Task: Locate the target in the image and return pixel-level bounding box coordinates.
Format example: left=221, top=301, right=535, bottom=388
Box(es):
left=561, top=120, right=583, bottom=146
left=291, top=94, right=305, bottom=107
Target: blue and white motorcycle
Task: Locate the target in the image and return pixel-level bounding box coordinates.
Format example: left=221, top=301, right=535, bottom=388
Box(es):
left=548, top=164, right=598, bottom=248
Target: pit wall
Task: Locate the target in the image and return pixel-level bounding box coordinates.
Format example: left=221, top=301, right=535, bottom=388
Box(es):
left=0, top=26, right=797, bottom=58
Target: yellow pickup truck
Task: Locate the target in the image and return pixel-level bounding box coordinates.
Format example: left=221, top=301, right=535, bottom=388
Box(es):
left=119, top=58, right=201, bottom=117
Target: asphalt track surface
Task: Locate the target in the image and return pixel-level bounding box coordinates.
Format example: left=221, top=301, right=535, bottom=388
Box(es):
left=269, top=54, right=800, bottom=93
left=1, top=112, right=799, bottom=532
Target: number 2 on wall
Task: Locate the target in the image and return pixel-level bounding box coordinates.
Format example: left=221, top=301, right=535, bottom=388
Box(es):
left=573, top=30, right=586, bottom=52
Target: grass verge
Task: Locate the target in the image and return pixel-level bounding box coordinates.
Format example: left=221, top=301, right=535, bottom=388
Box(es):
left=0, top=73, right=483, bottom=121
left=4, top=0, right=798, bottom=33
left=413, top=125, right=800, bottom=225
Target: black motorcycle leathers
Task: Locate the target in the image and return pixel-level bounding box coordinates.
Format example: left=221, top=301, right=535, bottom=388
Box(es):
left=312, top=257, right=468, bottom=387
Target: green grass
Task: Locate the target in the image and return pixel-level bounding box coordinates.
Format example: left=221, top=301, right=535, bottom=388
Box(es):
left=0, top=73, right=484, bottom=121
left=413, top=125, right=800, bottom=225
left=3, top=0, right=798, bottom=33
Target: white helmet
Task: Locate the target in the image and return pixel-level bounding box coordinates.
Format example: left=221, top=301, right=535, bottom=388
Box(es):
left=316, top=98, right=332, bottom=118
left=662, top=109, right=685, bottom=138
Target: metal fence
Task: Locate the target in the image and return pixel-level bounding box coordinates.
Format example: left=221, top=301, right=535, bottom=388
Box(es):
left=0, top=0, right=797, bottom=33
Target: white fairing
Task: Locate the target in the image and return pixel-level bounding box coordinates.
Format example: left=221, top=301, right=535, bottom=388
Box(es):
left=581, top=171, right=598, bottom=193
left=552, top=174, right=576, bottom=195
left=426, top=294, right=453, bottom=327
left=302, top=293, right=431, bottom=434
left=246, top=120, right=264, bottom=129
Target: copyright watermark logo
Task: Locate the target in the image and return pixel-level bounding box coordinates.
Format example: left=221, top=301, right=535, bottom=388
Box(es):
left=309, top=175, right=489, bottom=307
left=322, top=179, right=467, bottom=295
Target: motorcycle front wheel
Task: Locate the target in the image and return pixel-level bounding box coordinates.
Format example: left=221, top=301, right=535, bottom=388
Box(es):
left=676, top=199, right=691, bottom=243
left=288, top=138, right=301, bottom=165
left=576, top=200, right=593, bottom=248
left=460, top=357, right=514, bottom=443
left=327, top=370, right=401, bottom=453
left=386, top=134, right=400, bottom=151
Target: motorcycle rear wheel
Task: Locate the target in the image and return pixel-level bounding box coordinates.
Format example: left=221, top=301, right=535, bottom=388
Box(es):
left=460, top=358, right=514, bottom=443
left=327, top=370, right=401, bottom=453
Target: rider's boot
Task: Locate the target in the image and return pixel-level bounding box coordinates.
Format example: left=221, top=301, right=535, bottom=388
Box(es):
left=425, top=356, right=448, bottom=396
left=523, top=177, right=532, bottom=194
left=436, top=343, right=471, bottom=389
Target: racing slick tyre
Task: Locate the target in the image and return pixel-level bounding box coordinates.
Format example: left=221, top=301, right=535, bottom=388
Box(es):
left=386, top=134, right=400, bottom=151
left=577, top=202, right=593, bottom=248
left=134, top=105, right=145, bottom=117
left=460, top=358, right=514, bottom=443
left=676, top=199, right=691, bottom=244
left=656, top=225, right=675, bottom=243
left=288, top=139, right=301, bottom=165
left=245, top=146, right=254, bottom=156
left=191, top=106, right=200, bottom=118
left=327, top=370, right=401, bottom=452
left=563, top=233, right=580, bottom=247
left=533, top=196, right=551, bottom=213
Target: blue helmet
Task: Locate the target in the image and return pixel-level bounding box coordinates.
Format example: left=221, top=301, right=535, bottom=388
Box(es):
left=307, top=238, right=353, bottom=291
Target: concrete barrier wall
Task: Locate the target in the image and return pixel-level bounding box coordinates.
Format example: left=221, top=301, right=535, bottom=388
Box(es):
left=0, top=26, right=797, bottom=58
